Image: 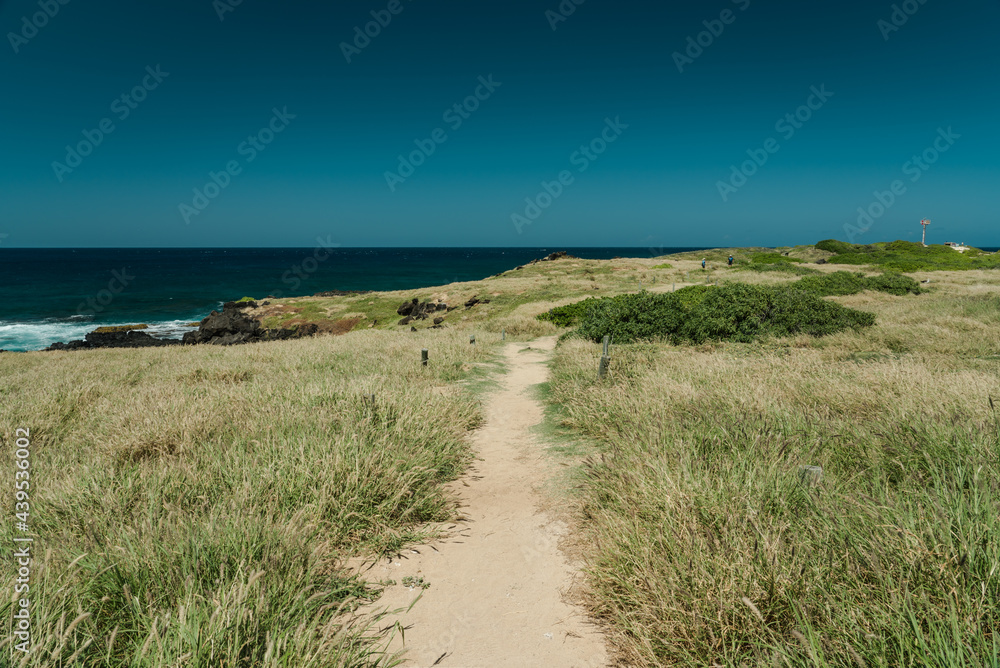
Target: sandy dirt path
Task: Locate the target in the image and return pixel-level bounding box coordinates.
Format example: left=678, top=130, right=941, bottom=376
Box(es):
left=363, top=336, right=608, bottom=668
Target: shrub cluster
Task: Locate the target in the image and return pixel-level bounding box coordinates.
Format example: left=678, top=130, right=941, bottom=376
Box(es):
left=816, top=239, right=1000, bottom=272
left=570, top=284, right=874, bottom=344
left=536, top=297, right=600, bottom=327
left=737, top=252, right=818, bottom=275
left=815, top=239, right=858, bottom=254
left=794, top=271, right=922, bottom=296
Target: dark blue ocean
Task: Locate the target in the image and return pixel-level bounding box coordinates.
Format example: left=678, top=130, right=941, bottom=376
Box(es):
left=0, top=247, right=705, bottom=352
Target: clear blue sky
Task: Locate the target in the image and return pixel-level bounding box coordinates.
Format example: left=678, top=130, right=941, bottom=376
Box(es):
left=1, top=0, right=997, bottom=248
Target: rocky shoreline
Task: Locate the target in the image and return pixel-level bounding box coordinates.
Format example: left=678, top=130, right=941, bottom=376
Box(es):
left=41, top=252, right=570, bottom=352
left=45, top=300, right=317, bottom=352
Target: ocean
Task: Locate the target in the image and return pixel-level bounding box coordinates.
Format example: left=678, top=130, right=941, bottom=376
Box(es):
left=0, top=247, right=704, bottom=352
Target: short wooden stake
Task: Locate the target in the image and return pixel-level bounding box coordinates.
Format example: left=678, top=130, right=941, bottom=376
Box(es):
left=602, top=335, right=610, bottom=357
left=421, top=349, right=428, bottom=366
left=598, top=355, right=610, bottom=379
left=501, top=329, right=505, bottom=341
left=470, top=335, right=476, bottom=346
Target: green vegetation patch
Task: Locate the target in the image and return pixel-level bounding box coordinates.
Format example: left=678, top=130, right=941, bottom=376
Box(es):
left=793, top=270, right=923, bottom=296
left=536, top=297, right=601, bottom=327
left=735, top=252, right=819, bottom=275
left=570, top=284, right=874, bottom=344
left=817, top=239, right=1000, bottom=272
left=651, top=262, right=673, bottom=269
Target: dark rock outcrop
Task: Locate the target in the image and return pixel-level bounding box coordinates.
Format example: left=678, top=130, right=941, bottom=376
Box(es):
left=47, top=301, right=321, bottom=351
left=183, top=302, right=316, bottom=346
left=464, top=296, right=491, bottom=309
left=46, top=329, right=181, bottom=351
left=492, top=250, right=579, bottom=276
left=396, top=299, right=448, bottom=322
left=223, top=300, right=257, bottom=310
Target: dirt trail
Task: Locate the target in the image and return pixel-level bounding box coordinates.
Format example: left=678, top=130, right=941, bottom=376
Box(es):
left=364, top=336, right=608, bottom=668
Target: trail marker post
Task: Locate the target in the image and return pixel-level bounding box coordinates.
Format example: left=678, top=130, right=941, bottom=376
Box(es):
left=599, top=335, right=611, bottom=379
left=470, top=334, right=476, bottom=346
left=421, top=349, right=428, bottom=366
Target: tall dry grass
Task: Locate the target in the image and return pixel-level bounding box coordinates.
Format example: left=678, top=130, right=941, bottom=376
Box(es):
left=0, top=329, right=497, bottom=666
left=548, top=284, right=1000, bottom=666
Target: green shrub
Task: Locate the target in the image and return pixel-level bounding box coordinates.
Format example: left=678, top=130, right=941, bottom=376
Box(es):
left=793, top=271, right=923, bottom=296
left=815, top=239, right=858, bottom=254
left=794, top=271, right=870, bottom=296
left=574, top=284, right=874, bottom=345
left=864, top=271, right=924, bottom=295
left=536, top=297, right=601, bottom=327
left=652, top=263, right=673, bottom=269
left=825, top=240, right=1000, bottom=272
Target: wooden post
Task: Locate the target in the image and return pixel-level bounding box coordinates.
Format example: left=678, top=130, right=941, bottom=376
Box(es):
left=501, top=329, right=505, bottom=341
left=421, top=349, right=428, bottom=366
left=602, top=335, right=610, bottom=357
left=672, top=282, right=675, bottom=292
left=470, top=334, right=476, bottom=346
left=598, top=355, right=610, bottom=379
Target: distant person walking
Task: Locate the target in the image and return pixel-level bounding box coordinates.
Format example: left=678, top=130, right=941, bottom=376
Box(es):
left=701, top=258, right=706, bottom=270
left=728, top=255, right=734, bottom=266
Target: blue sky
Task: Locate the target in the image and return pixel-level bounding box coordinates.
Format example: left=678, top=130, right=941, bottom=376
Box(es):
left=1, top=0, right=997, bottom=248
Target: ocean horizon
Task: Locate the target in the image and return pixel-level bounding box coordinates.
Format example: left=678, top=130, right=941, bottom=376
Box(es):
left=0, top=247, right=711, bottom=352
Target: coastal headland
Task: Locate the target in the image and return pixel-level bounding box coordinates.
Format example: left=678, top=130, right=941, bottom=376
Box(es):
left=3, top=240, right=999, bottom=666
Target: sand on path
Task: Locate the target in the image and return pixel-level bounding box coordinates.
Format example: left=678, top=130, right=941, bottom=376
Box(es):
left=362, top=336, right=608, bottom=668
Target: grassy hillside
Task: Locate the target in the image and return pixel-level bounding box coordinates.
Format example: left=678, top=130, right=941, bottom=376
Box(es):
left=2, top=246, right=998, bottom=665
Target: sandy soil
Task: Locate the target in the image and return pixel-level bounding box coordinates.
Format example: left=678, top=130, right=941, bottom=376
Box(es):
left=361, top=336, right=608, bottom=668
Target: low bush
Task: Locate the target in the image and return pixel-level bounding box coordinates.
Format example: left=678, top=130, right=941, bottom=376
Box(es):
left=573, top=284, right=874, bottom=344
left=536, top=297, right=601, bottom=327
left=793, top=271, right=922, bottom=296
left=817, top=239, right=1000, bottom=272
left=815, top=239, right=858, bottom=254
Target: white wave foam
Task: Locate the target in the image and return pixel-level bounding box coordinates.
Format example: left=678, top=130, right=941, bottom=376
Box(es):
left=0, top=320, right=199, bottom=352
